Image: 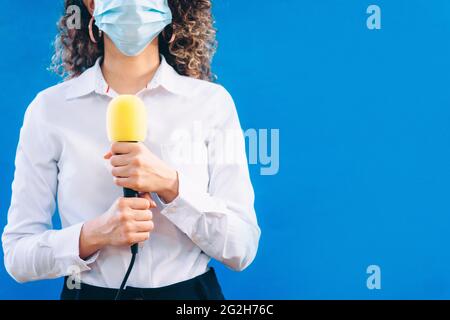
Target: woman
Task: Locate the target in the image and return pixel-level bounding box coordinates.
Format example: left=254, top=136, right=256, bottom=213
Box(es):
left=2, top=0, right=260, bottom=300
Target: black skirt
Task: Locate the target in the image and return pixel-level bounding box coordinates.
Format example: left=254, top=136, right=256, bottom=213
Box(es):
left=61, top=268, right=225, bottom=300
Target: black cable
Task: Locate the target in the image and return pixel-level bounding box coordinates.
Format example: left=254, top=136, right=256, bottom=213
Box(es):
left=115, top=245, right=138, bottom=300
left=115, top=187, right=140, bottom=300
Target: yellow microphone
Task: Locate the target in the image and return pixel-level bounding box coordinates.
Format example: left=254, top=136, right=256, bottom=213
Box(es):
left=107, top=94, right=147, bottom=145
left=107, top=95, right=147, bottom=300
left=107, top=95, right=147, bottom=255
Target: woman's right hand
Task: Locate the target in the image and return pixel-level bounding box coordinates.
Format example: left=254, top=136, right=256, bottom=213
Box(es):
left=79, top=196, right=156, bottom=259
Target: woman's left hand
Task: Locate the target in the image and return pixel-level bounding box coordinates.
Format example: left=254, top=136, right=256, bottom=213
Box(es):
left=104, top=142, right=179, bottom=203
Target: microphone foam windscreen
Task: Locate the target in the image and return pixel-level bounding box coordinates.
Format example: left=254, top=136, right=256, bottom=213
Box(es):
left=107, top=95, right=148, bottom=142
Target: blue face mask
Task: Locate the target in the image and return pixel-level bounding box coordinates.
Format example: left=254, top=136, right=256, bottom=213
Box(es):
left=94, top=0, right=172, bottom=57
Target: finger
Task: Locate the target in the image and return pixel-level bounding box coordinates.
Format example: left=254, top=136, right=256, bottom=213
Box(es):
left=114, top=177, right=134, bottom=190
left=111, top=142, right=137, bottom=155
left=119, top=197, right=150, bottom=210
left=134, top=221, right=154, bottom=233
left=104, top=151, right=113, bottom=160
left=111, top=165, right=134, bottom=178
left=110, top=154, right=132, bottom=167
left=140, top=193, right=157, bottom=208
left=115, top=177, right=146, bottom=193
left=132, top=232, right=151, bottom=244
left=132, top=209, right=153, bottom=221
left=130, top=198, right=151, bottom=210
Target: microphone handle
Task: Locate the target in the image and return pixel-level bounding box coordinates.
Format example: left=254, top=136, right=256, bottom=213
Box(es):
left=123, top=187, right=139, bottom=254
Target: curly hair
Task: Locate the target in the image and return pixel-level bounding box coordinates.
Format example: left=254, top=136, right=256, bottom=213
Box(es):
left=51, top=0, right=217, bottom=81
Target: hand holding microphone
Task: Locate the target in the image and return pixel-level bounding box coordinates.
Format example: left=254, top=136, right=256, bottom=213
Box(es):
left=105, top=95, right=179, bottom=205
left=104, top=142, right=179, bottom=204
left=79, top=196, right=155, bottom=256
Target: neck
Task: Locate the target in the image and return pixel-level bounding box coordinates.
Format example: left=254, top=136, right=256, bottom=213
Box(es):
left=101, top=36, right=161, bottom=95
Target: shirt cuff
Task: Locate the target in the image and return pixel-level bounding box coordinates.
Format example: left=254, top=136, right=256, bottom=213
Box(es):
left=44, top=222, right=99, bottom=274
left=156, top=172, right=228, bottom=236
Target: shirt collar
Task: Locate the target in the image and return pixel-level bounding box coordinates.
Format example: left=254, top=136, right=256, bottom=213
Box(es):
left=66, top=55, right=191, bottom=100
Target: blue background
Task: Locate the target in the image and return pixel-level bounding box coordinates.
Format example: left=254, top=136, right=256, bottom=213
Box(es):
left=1, top=0, right=450, bottom=299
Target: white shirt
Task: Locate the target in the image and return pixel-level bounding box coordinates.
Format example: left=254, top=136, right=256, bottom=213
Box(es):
left=2, top=56, right=260, bottom=289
